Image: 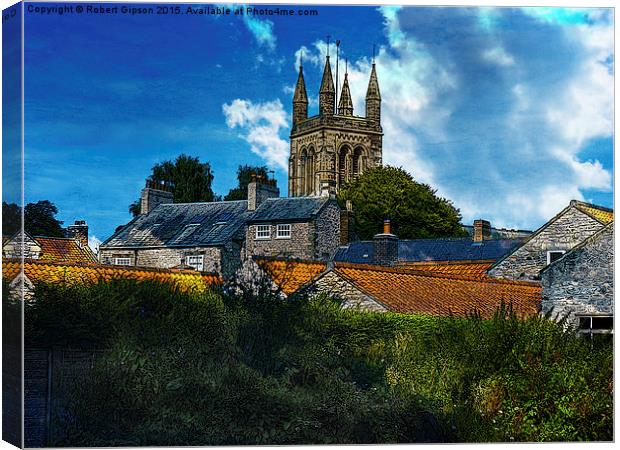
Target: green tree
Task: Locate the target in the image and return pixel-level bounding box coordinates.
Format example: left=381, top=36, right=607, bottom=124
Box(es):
left=2, top=200, right=66, bottom=237
left=338, top=166, right=467, bottom=240
left=224, top=165, right=269, bottom=201
left=129, top=154, right=216, bottom=216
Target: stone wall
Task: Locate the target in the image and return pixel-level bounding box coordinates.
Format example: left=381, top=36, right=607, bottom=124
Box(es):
left=99, top=246, right=225, bottom=274
left=315, top=201, right=342, bottom=259
left=541, top=224, right=613, bottom=327
left=489, top=206, right=604, bottom=280
left=245, top=222, right=314, bottom=259
left=311, top=271, right=388, bottom=312
left=3, top=231, right=41, bottom=259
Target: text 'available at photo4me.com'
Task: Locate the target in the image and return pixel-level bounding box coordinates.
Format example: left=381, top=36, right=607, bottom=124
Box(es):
left=25, top=3, right=320, bottom=17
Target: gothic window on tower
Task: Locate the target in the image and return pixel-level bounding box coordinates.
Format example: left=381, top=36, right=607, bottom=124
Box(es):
left=305, top=147, right=314, bottom=195
left=338, top=146, right=350, bottom=188
left=352, top=147, right=363, bottom=180
left=300, top=149, right=307, bottom=196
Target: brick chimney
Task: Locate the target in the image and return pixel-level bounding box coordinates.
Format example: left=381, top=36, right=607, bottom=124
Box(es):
left=473, top=219, right=491, bottom=242
left=67, top=220, right=89, bottom=247
left=373, top=218, right=398, bottom=266
left=141, top=179, right=174, bottom=215
left=247, top=174, right=279, bottom=211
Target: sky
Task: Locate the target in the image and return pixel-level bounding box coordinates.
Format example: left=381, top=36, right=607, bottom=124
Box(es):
left=15, top=2, right=614, bottom=249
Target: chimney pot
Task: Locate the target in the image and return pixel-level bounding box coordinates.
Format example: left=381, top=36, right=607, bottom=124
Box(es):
left=383, top=218, right=391, bottom=234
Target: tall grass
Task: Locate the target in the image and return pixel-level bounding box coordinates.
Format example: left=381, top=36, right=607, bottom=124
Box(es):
left=21, top=279, right=613, bottom=445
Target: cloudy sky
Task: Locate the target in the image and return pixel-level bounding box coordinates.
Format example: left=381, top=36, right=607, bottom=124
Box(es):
left=18, top=2, right=613, bottom=247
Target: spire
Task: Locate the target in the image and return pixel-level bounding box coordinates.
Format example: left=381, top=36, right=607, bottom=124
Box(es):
left=338, top=63, right=353, bottom=116
left=365, top=62, right=381, bottom=123
left=366, top=63, right=381, bottom=100
left=292, top=63, right=308, bottom=126
left=319, top=56, right=335, bottom=116
left=293, top=64, right=308, bottom=104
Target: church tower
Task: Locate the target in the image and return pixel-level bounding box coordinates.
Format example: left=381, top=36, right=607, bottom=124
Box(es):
left=289, top=52, right=383, bottom=197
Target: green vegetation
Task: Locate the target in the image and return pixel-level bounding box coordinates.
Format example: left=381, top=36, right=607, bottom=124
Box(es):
left=224, top=164, right=270, bottom=201
left=338, top=166, right=467, bottom=239
left=17, top=280, right=613, bottom=445
left=2, top=200, right=66, bottom=237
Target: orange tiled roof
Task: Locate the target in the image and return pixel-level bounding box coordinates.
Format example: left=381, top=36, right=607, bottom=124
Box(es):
left=395, top=260, right=494, bottom=279
left=573, top=201, right=613, bottom=225
left=333, top=263, right=541, bottom=318
left=35, top=237, right=98, bottom=264
left=2, top=259, right=221, bottom=293
left=256, top=258, right=327, bottom=295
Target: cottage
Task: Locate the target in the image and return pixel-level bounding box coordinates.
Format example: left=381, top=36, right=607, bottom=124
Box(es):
left=540, top=222, right=613, bottom=334
left=488, top=200, right=613, bottom=281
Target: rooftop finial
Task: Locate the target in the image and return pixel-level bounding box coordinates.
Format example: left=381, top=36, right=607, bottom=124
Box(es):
left=372, top=43, right=376, bottom=64
left=326, top=34, right=331, bottom=58
left=345, top=58, right=348, bottom=74
left=300, top=48, right=303, bottom=69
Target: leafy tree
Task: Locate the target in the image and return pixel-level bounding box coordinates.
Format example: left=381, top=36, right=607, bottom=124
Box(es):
left=2, top=200, right=65, bottom=237
left=224, top=165, right=269, bottom=201
left=338, top=166, right=467, bottom=240
left=130, top=154, right=215, bottom=216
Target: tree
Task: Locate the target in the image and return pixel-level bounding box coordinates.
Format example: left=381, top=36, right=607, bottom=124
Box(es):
left=2, top=200, right=66, bottom=237
left=338, top=166, right=467, bottom=240
left=129, top=154, right=215, bottom=216
left=224, top=165, right=269, bottom=201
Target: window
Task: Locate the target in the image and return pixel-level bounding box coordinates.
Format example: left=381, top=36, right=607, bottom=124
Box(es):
left=185, top=255, right=204, bottom=271
left=114, top=257, right=131, bottom=266
left=255, top=225, right=271, bottom=239
left=547, top=250, right=566, bottom=265
left=578, top=315, right=613, bottom=338
left=276, top=224, right=291, bottom=239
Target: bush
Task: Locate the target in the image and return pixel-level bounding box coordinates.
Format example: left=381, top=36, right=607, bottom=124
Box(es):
left=23, top=280, right=613, bottom=445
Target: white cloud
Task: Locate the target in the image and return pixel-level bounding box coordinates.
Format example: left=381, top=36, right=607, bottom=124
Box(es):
left=482, top=47, right=515, bottom=66
left=222, top=99, right=289, bottom=171
left=88, top=235, right=102, bottom=254
left=242, top=14, right=276, bottom=50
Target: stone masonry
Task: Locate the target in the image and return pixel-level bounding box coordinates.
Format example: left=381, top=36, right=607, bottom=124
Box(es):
left=311, top=270, right=388, bottom=312
left=541, top=223, right=613, bottom=327
left=489, top=205, right=605, bottom=280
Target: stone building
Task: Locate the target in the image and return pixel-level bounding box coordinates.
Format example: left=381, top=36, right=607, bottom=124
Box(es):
left=540, top=222, right=613, bottom=334
left=289, top=55, right=383, bottom=197
left=99, top=178, right=343, bottom=277
left=488, top=200, right=613, bottom=281
left=3, top=227, right=97, bottom=265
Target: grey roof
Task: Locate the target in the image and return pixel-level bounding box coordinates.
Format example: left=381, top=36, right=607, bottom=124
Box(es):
left=102, top=201, right=251, bottom=248
left=248, top=197, right=331, bottom=223
left=333, top=238, right=524, bottom=264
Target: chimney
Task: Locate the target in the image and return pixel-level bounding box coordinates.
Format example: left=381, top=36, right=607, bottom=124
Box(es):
left=373, top=217, right=398, bottom=266
left=141, top=179, right=174, bottom=215
left=473, top=219, right=491, bottom=242
left=248, top=174, right=279, bottom=211
left=67, top=220, right=89, bottom=247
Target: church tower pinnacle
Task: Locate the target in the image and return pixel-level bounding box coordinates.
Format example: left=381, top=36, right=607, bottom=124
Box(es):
left=365, top=62, right=381, bottom=123
left=319, top=56, right=335, bottom=116
left=337, top=65, right=353, bottom=116
left=292, top=62, right=308, bottom=126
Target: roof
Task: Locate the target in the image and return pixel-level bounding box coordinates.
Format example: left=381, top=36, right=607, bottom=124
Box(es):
left=333, top=263, right=541, bottom=318
left=395, top=260, right=494, bottom=279
left=572, top=200, right=613, bottom=225
left=2, top=259, right=221, bottom=293
left=248, top=197, right=331, bottom=223
left=35, top=237, right=98, bottom=264
left=102, top=200, right=251, bottom=248
left=333, top=238, right=523, bottom=264
left=256, top=258, right=327, bottom=295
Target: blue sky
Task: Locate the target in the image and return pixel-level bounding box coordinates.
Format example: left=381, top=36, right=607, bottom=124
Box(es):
left=19, top=3, right=613, bottom=248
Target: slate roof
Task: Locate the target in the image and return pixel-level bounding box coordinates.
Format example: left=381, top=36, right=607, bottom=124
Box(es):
left=248, top=197, right=331, bottom=223
left=333, top=263, right=541, bottom=318
left=102, top=200, right=251, bottom=248
left=333, top=238, right=523, bottom=264
left=2, top=259, right=221, bottom=293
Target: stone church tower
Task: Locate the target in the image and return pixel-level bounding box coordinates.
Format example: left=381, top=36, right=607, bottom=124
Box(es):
left=289, top=55, right=383, bottom=197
